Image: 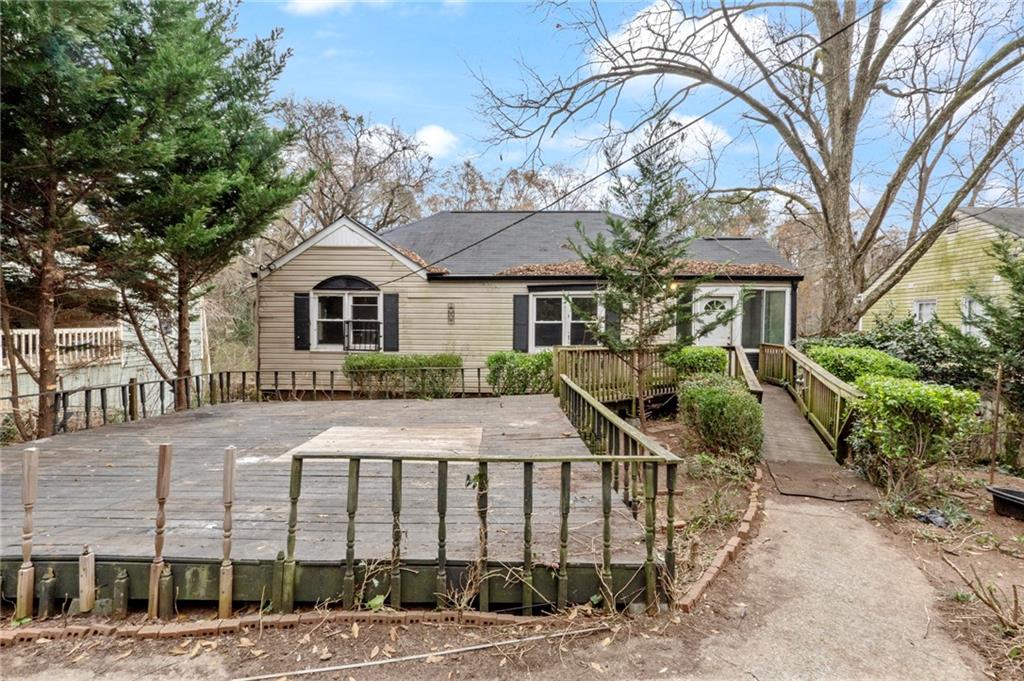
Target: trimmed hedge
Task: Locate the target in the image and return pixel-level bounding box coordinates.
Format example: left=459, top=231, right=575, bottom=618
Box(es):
left=851, top=375, right=980, bottom=506
left=344, top=353, right=462, bottom=398
left=486, top=351, right=553, bottom=395
left=679, top=372, right=763, bottom=455
left=804, top=345, right=918, bottom=383
left=663, top=346, right=728, bottom=375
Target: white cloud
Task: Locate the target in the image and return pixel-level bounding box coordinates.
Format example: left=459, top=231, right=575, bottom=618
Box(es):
left=415, top=125, right=459, bottom=158
left=285, top=0, right=391, bottom=16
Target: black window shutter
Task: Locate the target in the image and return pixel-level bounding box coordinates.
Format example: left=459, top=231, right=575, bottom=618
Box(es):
left=512, top=295, right=529, bottom=352
left=294, top=293, right=310, bottom=350
left=383, top=293, right=399, bottom=351
left=676, top=291, right=693, bottom=344
left=605, top=304, right=621, bottom=342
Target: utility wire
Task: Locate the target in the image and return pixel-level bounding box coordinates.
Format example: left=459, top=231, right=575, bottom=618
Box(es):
left=377, top=1, right=892, bottom=286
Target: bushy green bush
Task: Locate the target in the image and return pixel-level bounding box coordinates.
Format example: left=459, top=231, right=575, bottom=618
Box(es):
left=804, top=345, right=918, bottom=383
left=344, top=353, right=462, bottom=399
left=851, top=375, right=981, bottom=508
left=798, top=315, right=990, bottom=389
left=486, top=351, right=553, bottom=395
left=663, top=346, right=728, bottom=375
left=679, top=373, right=763, bottom=455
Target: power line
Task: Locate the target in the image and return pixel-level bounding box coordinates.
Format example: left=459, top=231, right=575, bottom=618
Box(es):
left=377, top=1, right=893, bottom=286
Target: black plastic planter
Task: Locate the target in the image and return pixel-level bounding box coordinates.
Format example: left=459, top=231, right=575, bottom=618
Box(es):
left=987, top=486, right=1024, bottom=521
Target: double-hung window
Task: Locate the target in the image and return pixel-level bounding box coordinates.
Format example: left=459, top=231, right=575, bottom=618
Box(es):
left=961, top=297, right=984, bottom=338
left=312, top=292, right=381, bottom=350
left=914, top=300, right=937, bottom=324
left=530, top=294, right=599, bottom=351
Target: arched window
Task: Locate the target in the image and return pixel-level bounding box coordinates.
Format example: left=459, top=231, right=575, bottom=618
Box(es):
left=311, top=276, right=381, bottom=350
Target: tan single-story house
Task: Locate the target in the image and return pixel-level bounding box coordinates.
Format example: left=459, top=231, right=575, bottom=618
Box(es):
left=858, top=207, right=1023, bottom=334
left=253, top=211, right=803, bottom=388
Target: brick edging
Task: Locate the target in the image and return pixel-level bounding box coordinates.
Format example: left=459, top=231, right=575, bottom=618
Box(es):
left=676, top=465, right=763, bottom=613
left=0, top=609, right=543, bottom=648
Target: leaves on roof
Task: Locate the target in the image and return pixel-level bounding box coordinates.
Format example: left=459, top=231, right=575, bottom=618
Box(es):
left=495, top=259, right=800, bottom=277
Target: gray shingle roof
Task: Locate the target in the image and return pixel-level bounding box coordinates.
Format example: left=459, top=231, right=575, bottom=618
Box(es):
left=959, top=207, right=1024, bottom=238
left=383, top=210, right=799, bottom=277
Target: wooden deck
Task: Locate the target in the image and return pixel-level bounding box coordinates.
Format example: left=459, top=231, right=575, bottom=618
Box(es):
left=0, top=396, right=647, bottom=566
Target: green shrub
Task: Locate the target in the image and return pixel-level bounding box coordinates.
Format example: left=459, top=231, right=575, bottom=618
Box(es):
left=486, top=351, right=553, bottom=395
left=804, top=345, right=918, bottom=383
left=798, top=315, right=990, bottom=389
left=851, top=375, right=981, bottom=509
left=344, top=353, right=462, bottom=399
left=663, top=346, right=728, bottom=375
left=679, top=373, right=763, bottom=454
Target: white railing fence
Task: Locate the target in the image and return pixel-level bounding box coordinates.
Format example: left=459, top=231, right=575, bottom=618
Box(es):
left=1, top=326, right=123, bottom=371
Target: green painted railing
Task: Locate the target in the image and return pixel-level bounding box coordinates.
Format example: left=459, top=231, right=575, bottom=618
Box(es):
left=283, top=450, right=673, bottom=616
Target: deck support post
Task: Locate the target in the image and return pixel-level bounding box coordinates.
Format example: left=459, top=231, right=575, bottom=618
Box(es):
left=557, top=461, right=571, bottom=610
left=16, top=447, right=38, bottom=621
left=522, top=462, right=534, bottom=616
left=665, top=463, right=678, bottom=601
left=37, top=567, right=56, bottom=619
left=343, top=459, right=360, bottom=608
left=149, top=443, right=172, bottom=619
left=158, top=563, right=174, bottom=620
left=476, top=462, right=489, bottom=612
left=112, top=569, right=129, bottom=619
left=220, top=446, right=236, bottom=619
left=643, top=462, right=657, bottom=615
left=600, top=461, right=614, bottom=611
left=390, top=460, right=403, bottom=609
left=435, top=461, right=447, bottom=610
left=282, top=458, right=302, bottom=614
left=79, top=545, right=96, bottom=614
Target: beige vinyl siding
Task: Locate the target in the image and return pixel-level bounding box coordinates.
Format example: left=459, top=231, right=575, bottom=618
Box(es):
left=257, top=244, right=536, bottom=389
left=861, top=215, right=1015, bottom=331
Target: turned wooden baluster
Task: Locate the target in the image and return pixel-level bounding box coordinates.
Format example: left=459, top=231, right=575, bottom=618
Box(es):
left=557, top=461, right=571, bottom=610
left=390, top=460, right=403, bottom=609
left=148, top=443, right=172, bottom=618
left=522, top=461, right=534, bottom=615
left=16, top=447, right=38, bottom=620
left=435, top=461, right=448, bottom=609
left=219, top=446, right=236, bottom=618
left=643, top=462, right=657, bottom=614
left=342, top=459, right=360, bottom=608
left=601, top=461, right=614, bottom=611
left=476, top=461, right=489, bottom=612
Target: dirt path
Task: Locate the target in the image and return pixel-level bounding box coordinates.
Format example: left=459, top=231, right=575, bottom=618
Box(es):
left=671, top=492, right=987, bottom=681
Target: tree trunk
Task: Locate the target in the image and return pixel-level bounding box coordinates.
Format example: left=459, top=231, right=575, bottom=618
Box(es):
left=175, top=268, right=192, bottom=410
left=35, top=239, right=58, bottom=438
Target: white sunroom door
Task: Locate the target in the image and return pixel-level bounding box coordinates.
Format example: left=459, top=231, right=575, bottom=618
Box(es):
left=699, top=297, right=733, bottom=346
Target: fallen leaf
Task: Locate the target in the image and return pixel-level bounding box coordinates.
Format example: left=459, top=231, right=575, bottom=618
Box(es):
left=425, top=654, right=444, bottom=664
left=71, top=653, right=87, bottom=664
left=352, top=622, right=360, bottom=639
left=238, top=637, right=255, bottom=648
left=383, top=644, right=397, bottom=654
left=319, top=651, right=333, bottom=661
left=112, top=650, right=133, bottom=662
left=601, top=636, right=612, bottom=647
left=299, top=633, right=310, bottom=645
left=188, top=642, right=202, bottom=659
left=370, top=645, right=380, bottom=660
left=590, top=662, right=604, bottom=673
left=389, top=626, right=398, bottom=642
left=499, top=658, right=507, bottom=668
left=251, top=649, right=265, bottom=658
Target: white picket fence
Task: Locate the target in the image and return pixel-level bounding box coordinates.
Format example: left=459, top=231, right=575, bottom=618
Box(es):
left=1, top=326, right=123, bottom=371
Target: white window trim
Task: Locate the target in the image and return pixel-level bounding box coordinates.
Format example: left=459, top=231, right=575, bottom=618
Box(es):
left=960, top=296, right=985, bottom=338
left=528, top=292, right=604, bottom=353
left=310, top=290, right=382, bottom=351
left=913, top=299, right=937, bottom=324
left=689, top=285, right=791, bottom=348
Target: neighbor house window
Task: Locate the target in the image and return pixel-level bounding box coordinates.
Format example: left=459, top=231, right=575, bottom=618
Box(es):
left=740, top=289, right=788, bottom=347
left=914, top=300, right=937, bottom=324
left=531, top=294, right=599, bottom=350
left=961, top=297, right=984, bottom=338
left=312, top=291, right=381, bottom=350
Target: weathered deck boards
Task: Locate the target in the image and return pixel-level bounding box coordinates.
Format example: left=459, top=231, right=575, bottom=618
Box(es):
left=760, top=384, right=835, bottom=465
left=0, top=396, right=647, bottom=565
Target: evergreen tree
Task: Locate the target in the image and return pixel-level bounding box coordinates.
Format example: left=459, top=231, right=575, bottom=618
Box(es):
left=569, top=132, right=736, bottom=425
left=970, top=236, right=1024, bottom=415
left=98, top=2, right=308, bottom=405
left=1, top=0, right=221, bottom=436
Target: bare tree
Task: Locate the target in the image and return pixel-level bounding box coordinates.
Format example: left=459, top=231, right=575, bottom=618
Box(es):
left=270, top=99, right=434, bottom=254
left=479, top=0, right=1024, bottom=332
left=425, top=159, right=601, bottom=213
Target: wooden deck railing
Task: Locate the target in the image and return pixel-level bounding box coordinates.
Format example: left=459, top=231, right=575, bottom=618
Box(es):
left=552, top=346, right=676, bottom=403
left=1, top=326, right=123, bottom=371
left=727, top=344, right=763, bottom=402
left=284, top=450, right=673, bottom=615
left=758, top=343, right=864, bottom=458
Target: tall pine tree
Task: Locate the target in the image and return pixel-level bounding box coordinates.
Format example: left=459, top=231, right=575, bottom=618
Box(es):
left=569, top=131, right=736, bottom=425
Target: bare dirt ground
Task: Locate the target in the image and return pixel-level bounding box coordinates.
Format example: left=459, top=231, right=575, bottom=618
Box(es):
left=873, top=467, right=1024, bottom=680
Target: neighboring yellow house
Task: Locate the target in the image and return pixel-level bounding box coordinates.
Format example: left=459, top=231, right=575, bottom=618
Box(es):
left=858, top=207, right=1023, bottom=334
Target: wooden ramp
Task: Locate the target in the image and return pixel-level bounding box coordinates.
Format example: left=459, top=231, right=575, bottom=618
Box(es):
left=761, top=385, right=877, bottom=502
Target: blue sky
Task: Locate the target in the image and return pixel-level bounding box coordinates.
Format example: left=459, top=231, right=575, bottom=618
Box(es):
left=236, top=1, right=647, bottom=169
